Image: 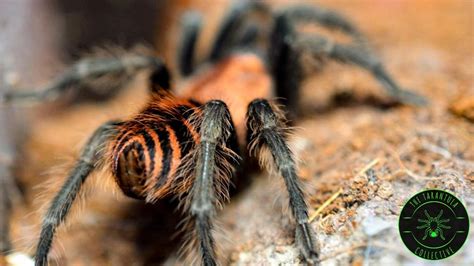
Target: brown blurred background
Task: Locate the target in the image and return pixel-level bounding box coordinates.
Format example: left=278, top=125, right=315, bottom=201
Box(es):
left=1, top=0, right=473, bottom=265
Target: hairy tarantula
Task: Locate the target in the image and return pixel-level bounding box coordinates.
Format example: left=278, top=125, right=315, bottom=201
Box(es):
left=2, top=2, right=427, bottom=265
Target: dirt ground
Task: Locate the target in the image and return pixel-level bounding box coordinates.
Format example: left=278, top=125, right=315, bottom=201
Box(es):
left=4, top=0, right=474, bottom=265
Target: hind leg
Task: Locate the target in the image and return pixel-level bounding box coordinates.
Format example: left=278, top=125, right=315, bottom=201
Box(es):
left=177, top=11, right=202, bottom=77
left=2, top=54, right=170, bottom=104
left=292, top=34, right=427, bottom=105
left=208, top=1, right=270, bottom=63
left=269, top=14, right=303, bottom=118
left=270, top=5, right=428, bottom=116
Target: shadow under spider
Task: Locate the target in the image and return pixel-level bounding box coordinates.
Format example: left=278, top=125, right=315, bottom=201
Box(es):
left=125, top=199, right=184, bottom=265
left=300, top=90, right=403, bottom=119
left=129, top=161, right=256, bottom=265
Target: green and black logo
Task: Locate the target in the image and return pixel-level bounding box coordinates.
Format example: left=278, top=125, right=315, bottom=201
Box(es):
left=399, top=189, right=470, bottom=260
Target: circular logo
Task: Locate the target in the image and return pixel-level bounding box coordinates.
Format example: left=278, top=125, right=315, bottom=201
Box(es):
left=399, top=189, right=470, bottom=260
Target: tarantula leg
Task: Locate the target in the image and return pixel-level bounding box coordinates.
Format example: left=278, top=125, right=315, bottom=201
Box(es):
left=190, top=100, right=233, bottom=266
left=0, top=163, right=14, bottom=258
left=178, top=11, right=202, bottom=77
left=270, top=13, right=303, bottom=118
left=2, top=55, right=169, bottom=104
left=424, top=209, right=431, bottom=219
left=417, top=218, right=429, bottom=223
left=435, top=209, right=443, bottom=219
left=0, top=107, right=21, bottom=260
left=439, top=219, right=451, bottom=225
left=416, top=223, right=429, bottom=229
left=293, top=35, right=428, bottom=106
left=279, top=5, right=366, bottom=44
left=439, top=229, right=446, bottom=240
left=422, top=228, right=430, bottom=240
left=270, top=4, right=367, bottom=116
left=148, top=59, right=171, bottom=94
left=34, top=121, right=120, bottom=266
left=208, top=1, right=269, bottom=62
left=247, top=99, right=319, bottom=264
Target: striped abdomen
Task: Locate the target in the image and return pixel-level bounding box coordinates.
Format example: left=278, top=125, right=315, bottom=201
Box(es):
left=111, top=97, right=200, bottom=201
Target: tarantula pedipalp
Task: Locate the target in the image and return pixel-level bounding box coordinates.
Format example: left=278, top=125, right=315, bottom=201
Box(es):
left=2, top=2, right=427, bottom=265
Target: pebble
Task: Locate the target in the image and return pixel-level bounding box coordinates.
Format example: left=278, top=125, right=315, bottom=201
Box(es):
left=377, top=181, right=393, bottom=199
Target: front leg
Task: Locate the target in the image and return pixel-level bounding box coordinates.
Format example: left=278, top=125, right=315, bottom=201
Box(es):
left=246, top=99, right=319, bottom=264
left=34, top=121, right=120, bottom=266
left=189, top=100, right=236, bottom=266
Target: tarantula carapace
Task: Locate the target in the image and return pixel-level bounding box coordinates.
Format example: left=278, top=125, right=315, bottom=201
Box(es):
left=2, top=2, right=426, bottom=265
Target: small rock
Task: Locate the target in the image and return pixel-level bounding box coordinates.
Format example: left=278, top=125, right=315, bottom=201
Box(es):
left=6, top=252, right=34, bottom=266
left=377, top=181, right=393, bottom=199
left=4, top=71, right=20, bottom=87
left=362, top=217, right=392, bottom=236
left=353, top=174, right=368, bottom=188
left=274, top=245, right=286, bottom=253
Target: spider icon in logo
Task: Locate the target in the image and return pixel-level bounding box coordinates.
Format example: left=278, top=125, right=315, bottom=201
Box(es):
left=399, top=189, right=470, bottom=260
left=417, top=210, right=451, bottom=240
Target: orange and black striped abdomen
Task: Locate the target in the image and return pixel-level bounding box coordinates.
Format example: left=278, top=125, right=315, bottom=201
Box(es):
left=111, top=96, right=200, bottom=201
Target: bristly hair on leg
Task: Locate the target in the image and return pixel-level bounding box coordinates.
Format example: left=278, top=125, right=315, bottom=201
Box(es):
left=247, top=100, right=290, bottom=173
left=0, top=157, right=16, bottom=257
left=246, top=99, right=319, bottom=264
left=247, top=100, right=308, bottom=218
left=172, top=101, right=240, bottom=265
left=34, top=121, right=120, bottom=266
left=2, top=44, right=168, bottom=105
left=75, top=45, right=158, bottom=97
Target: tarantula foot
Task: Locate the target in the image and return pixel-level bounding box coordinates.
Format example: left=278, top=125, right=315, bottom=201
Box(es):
left=295, top=223, right=320, bottom=265
left=302, top=250, right=319, bottom=265
left=392, top=88, right=429, bottom=106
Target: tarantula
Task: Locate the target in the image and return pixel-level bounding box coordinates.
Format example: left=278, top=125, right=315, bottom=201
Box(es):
left=417, top=210, right=451, bottom=241
left=2, top=2, right=426, bottom=265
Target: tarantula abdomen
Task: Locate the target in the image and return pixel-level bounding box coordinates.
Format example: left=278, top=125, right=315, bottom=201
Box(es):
left=113, top=140, right=149, bottom=199
left=111, top=97, right=200, bottom=202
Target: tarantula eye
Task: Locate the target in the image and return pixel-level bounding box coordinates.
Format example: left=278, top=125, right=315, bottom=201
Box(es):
left=115, top=141, right=148, bottom=199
